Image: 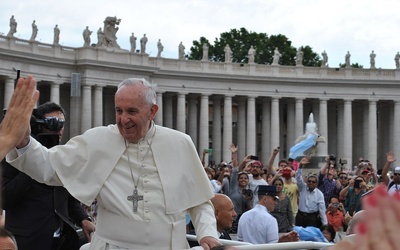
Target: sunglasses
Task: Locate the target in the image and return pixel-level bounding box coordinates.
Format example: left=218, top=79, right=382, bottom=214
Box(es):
left=394, top=173, right=400, bottom=176
left=339, top=176, right=348, bottom=179
left=307, top=180, right=317, bottom=183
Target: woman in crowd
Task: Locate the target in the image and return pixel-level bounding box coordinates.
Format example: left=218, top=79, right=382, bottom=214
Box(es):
left=270, top=178, right=294, bottom=233
left=340, top=176, right=367, bottom=215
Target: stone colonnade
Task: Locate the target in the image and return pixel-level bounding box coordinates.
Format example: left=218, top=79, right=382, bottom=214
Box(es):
left=2, top=77, right=396, bottom=170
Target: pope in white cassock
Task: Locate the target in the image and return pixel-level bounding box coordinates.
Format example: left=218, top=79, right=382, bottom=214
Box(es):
left=6, top=77, right=220, bottom=249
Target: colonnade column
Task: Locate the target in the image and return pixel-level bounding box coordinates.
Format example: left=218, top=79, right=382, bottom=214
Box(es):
left=93, top=85, right=103, bottom=127
left=295, top=98, right=304, bottom=138
left=261, top=98, right=271, bottom=164
left=246, top=96, right=257, bottom=155
left=286, top=100, right=295, bottom=156
left=163, top=95, right=173, bottom=129
left=212, top=96, right=222, bottom=164
left=155, top=92, right=164, bottom=126
left=343, top=99, right=353, bottom=167
left=81, top=85, right=92, bottom=133
left=3, top=77, right=14, bottom=107
left=199, top=94, right=209, bottom=159
left=319, top=98, right=328, bottom=156
left=187, top=95, right=198, bottom=146
left=393, top=101, right=400, bottom=159
left=176, top=92, right=187, bottom=133
left=271, top=97, right=280, bottom=166
left=368, top=100, right=377, bottom=167
left=236, top=98, right=246, bottom=163
left=50, top=82, right=61, bottom=104
left=223, top=95, right=233, bottom=162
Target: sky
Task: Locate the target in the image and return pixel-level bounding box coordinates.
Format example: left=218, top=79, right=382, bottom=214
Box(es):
left=1, top=0, right=400, bottom=69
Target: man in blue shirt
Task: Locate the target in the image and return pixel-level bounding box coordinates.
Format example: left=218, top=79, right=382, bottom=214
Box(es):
left=295, top=156, right=328, bottom=228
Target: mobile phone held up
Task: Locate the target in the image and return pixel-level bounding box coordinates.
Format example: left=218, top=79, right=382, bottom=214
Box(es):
left=250, top=155, right=259, bottom=160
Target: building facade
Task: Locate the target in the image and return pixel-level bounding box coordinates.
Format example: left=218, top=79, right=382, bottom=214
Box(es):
left=1, top=35, right=400, bottom=170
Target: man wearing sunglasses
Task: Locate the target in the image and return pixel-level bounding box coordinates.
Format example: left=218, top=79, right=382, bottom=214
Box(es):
left=295, top=157, right=327, bottom=228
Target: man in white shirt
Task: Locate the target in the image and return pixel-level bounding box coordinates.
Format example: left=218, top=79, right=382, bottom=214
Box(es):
left=238, top=185, right=299, bottom=244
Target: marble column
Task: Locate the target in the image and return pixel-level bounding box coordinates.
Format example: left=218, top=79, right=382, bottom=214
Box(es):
left=237, top=97, right=247, bottom=163
left=4, top=77, right=14, bottom=107
left=155, top=92, right=164, bottom=126
left=187, top=95, right=198, bottom=146
left=295, top=98, right=304, bottom=138
left=343, top=99, right=353, bottom=167
left=199, top=94, right=209, bottom=159
left=319, top=98, right=328, bottom=156
left=50, top=82, right=61, bottom=104
left=81, top=85, right=92, bottom=133
left=93, top=85, right=103, bottom=127
left=271, top=97, right=280, bottom=165
left=163, top=95, right=173, bottom=129
left=176, top=92, right=187, bottom=133
left=212, top=96, right=222, bottom=164
left=368, top=100, right=377, bottom=167
left=286, top=99, right=295, bottom=156
left=246, top=96, right=257, bottom=155
left=393, top=101, right=400, bottom=160
left=223, top=95, right=233, bottom=162
left=337, top=102, right=344, bottom=161
left=261, top=98, right=271, bottom=164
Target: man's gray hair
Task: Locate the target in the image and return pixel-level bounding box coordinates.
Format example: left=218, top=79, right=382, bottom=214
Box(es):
left=117, top=78, right=157, bottom=106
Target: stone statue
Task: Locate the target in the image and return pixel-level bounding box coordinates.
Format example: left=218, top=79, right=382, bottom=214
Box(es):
left=345, top=51, right=351, bottom=68
left=130, top=33, right=137, bottom=53
left=395, top=52, right=400, bottom=69
left=248, top=45, right=256, bottom=64
left=178, top=42, right=185, bottom=60
left=29, top=20, right=38, bottom=41
left=103, top=16, right=121, bottom=48
left=321, top=50, right=328, bottom=67
left=157, top=39, right=163, bottom=57
left=272, top=47, right=281, bottom=66
left=82, top=26, right=92, bottom=47
left=97, top=27, right=105, bottom=47
left=296, top=47, right=303, bottom=66
left=370, top=50, right=376, bottom=69
left=224, top=44, right=233, bottom=63
left=140, top=34, right=148, bottom=54
left=53, top=24, right=60, bottom=45
left=7, top=15, right=17, bottom=37
left=202, top=43, right=209, bottom=61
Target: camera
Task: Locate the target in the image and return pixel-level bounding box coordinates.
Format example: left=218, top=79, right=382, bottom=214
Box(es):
left=329, top=154, right=336, bottom=162
left=250, top=155, right=259, bottom=160
left=282, top=169, right=292, bottom=178
left=242, top=189, right=253, bottom=197
left=354, top=179, right=362, bottom=189
left=332, top=202, right=340, bottom=208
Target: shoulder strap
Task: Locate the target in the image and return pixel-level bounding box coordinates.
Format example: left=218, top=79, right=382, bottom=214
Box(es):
left=388, top=181, right=395, bottom=190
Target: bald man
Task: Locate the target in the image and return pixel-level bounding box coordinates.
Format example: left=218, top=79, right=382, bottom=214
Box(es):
left=211, top=194, right=237, bottom=240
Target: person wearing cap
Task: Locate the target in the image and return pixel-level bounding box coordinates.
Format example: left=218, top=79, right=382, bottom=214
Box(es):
left=237, top=185, right=299, bottom=244
left=295, top=156, right=328, bottom=228
left=380, top=151, right=400, bottom=195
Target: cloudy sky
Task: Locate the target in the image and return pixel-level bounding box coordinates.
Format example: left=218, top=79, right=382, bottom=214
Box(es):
left=1, top=0, right=399, bottom=69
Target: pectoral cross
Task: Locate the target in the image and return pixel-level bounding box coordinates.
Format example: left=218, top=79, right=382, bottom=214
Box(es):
left=127, top=187, right=143, bottom=213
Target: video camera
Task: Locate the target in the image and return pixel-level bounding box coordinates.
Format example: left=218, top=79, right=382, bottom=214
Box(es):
left=2, top=108, right=65, bottom=148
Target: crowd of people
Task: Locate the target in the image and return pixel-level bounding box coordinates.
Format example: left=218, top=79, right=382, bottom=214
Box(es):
left=201, top=145, right=400, bottom=247
left=0, top=75, right=400, bottom=249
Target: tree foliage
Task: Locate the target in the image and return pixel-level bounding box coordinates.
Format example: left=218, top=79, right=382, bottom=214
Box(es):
left=188, top=28, right=321, bottom=66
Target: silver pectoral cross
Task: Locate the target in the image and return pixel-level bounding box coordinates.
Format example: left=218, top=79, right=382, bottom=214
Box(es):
left=127, top=188, right=143, bottom=213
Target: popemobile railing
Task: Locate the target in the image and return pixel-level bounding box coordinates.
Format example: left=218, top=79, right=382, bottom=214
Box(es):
left=186, top=234, right=334, bottom=249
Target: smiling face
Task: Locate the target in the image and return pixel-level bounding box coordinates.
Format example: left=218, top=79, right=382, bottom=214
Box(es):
left=115, top=82, right=158, bottom=143
left=238, top=173, right=249, bottom=188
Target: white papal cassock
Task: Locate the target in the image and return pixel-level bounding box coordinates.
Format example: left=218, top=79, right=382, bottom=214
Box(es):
left=7, top=124, right=218, bottom=249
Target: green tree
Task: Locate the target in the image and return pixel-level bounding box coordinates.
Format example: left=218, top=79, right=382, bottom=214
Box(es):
left=339, top=63, right=364, bottom=68
left=188, top=28, right=321, bottom=66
